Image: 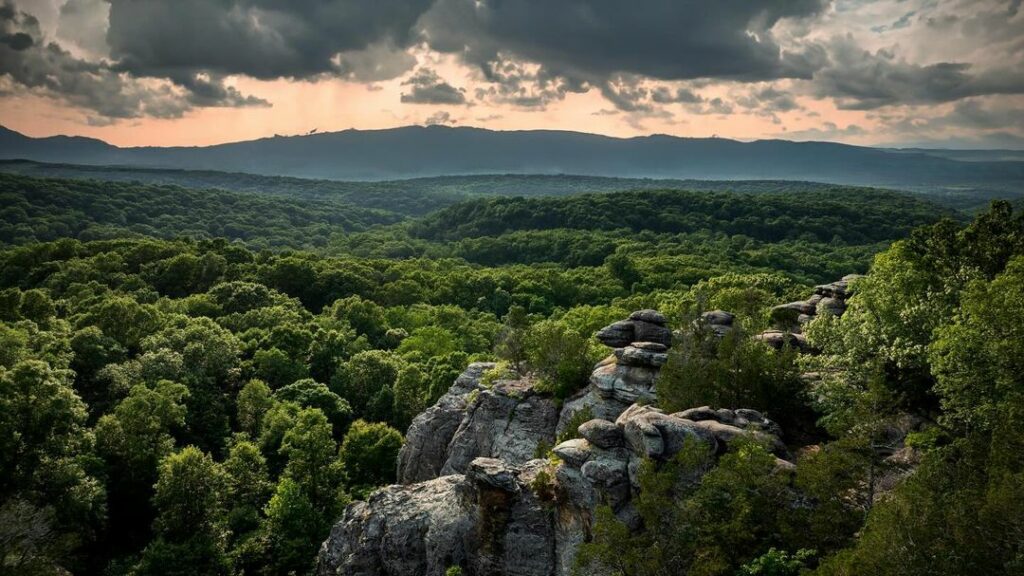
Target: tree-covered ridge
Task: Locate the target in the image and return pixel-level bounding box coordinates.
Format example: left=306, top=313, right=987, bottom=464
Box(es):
left=0, top=174, right=402, bottom=249
left=4, top=159, right=1010, bottom=214
left=410, top=190, right=954, bottom=244
left=0, top=173, right=955, bottom=285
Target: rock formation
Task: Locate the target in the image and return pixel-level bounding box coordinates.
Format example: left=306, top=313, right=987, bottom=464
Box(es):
left=756, top=274, right=863, bottom=351
left=398, top=363, right=559, bottom=484
left=320, top=308, right=795, bottom=576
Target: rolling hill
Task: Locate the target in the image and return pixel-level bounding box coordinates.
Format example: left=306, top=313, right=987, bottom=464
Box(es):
left=2, top=125, right=1022, bottom=195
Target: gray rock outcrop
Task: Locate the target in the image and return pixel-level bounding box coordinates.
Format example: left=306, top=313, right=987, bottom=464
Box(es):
left=758, top=274, right=863, bottom=351
left=557, top=311, right=675, bottom=436
left=318, top=457, right=558, bottom=576
left=398, top=363, right=559, bottom=484
left=321, top=306, right=804, bottom=576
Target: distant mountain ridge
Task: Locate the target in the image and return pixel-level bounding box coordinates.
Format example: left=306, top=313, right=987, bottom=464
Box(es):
left=2, top=124, right=1022, bottom=191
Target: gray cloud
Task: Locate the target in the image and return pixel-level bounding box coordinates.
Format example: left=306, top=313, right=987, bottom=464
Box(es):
left=736, top=86, right=801, bottom=114
left=424, top=110, right=456, bottom=125
left=56, top=0, right=107, bottom=56
left=813, top=36, right=1024, bottom=109
left=0, top=0, right=267, bottom=119
left=870, top=10, right=916, bottom=33
left=470, top=55, right=587, bottom=109
left=105, top=0, right=434, bottom=81
left=421, top=0, right=829, bottom=88
left=651, top=87, right=703, bottom=105
left=400, top=67, right=467, bottom=105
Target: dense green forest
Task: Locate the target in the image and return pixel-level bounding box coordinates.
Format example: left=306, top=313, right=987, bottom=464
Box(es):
left=580, top=202, right=1024, bottom=575
left=3, top=159, right=1015, bottom=213
left=1, top=171, right=1021, bottom=575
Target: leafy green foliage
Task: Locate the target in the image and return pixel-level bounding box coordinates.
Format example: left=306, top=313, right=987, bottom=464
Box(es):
left=338, top=420, right=404, bottom=499
left=525, top=319, right=598, bottom=399
left=578, top=438, right=796, bottom=576
left=657, top=326, right=809, bottom=434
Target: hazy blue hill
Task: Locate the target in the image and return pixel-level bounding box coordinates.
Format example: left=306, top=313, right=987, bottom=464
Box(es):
left=2, top=125, right=1022, bottom=195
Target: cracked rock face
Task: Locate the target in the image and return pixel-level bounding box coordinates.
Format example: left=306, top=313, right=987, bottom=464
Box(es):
left=398, top=363, right=559, bottom=484
left=317, top=457, right=557, bottom=576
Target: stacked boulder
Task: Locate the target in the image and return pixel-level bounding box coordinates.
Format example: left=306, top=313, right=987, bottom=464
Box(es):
left=755, top=274, right=863, bottom=352
left=558, top=309, right=671, bottom=435
left=551, top=405, right=789, bottom=527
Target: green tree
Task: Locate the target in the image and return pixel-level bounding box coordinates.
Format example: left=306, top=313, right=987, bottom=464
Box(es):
left=0, top=361, right=104, bottom=573
left=134, top=447, right=230, bottom=576
left=223, top=439, right=273, bottom=537
left=260, top=477, right=321, bottom=576
left=331, top=350, right=402, bottom=415
left=339, top=419, right=404, bottom=498
left=236, top=379, right=274, bottom=438
left=19, top=289, right=56, bottom=325
left=95, top=380, right=189, bottom=554
left=494, top=305, right=530, bottom=374
left=525, top=319, right=596, bottom=399
left=279, top=409, right=344, bottom=518
left=275, top=379, right=353, bottom=439
left=658, top=325, right=809, bottom=435
left=252, top=347, right=308, bottom=389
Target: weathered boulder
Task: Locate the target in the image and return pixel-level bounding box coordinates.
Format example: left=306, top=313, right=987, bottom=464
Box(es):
left=614, top=343, right=668, bottom=368
left=440, top=378, right=559, bottom=477
left=552, top=438, right=591, bottom=468
left=317, top=475, right=475, bottom=576
left=578, top=419, right=623, bottom=448
left=595, top=320, right=636, bottom=348
left=817, top=296, right=845, bottom=316
left=752, top=330, right=809, bottom=352
left=629, top=309, right=668, bottom=325
left=398, top=363, right=559, bottom=484
left=595, top=313, right=672, bottom=349
left=756, top=274, right=861, bottom=352
left=701, top=310, right=734, bottom=326
left=318, top=457, right=558, bottom=576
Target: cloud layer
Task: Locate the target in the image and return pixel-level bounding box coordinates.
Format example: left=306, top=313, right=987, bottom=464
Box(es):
left=2, top=0, right=1022, bottom=146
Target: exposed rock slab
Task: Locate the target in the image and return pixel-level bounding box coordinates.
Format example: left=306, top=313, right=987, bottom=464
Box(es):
left=399, top=363, right=559, bottom=484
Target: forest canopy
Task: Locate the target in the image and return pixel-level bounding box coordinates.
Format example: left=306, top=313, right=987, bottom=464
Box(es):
left=2, top=170, right=1018, bottom=576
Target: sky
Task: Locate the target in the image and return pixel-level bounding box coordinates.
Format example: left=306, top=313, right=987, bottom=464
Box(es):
left=1, top=0, right=1022, bottom=148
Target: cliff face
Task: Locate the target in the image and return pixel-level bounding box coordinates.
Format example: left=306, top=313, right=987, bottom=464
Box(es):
left=397, top=364, right=560, bottom=484
left=318, top=294, right=851, bottom=575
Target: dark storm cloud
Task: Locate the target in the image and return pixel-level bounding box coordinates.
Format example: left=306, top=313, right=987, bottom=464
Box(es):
left=105, top=0, right=435, bottom=81
left=420, top=0, right=830, bottom=95
left=815, top=36, right=1024, bottom=109
left=400, top=68, right=467, bottom=105
left=0, top=0, right=267, bottom=119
